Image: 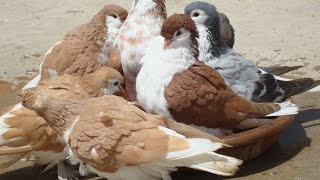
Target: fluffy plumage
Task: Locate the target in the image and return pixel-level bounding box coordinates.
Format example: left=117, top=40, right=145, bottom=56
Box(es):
left=136, top=14, right=298, bottom=134
left=184, top=1, right=319, bottom=102
left=0, top=67, right=124, bottom=169
left=40, top=4, right=128, bottom=80
left=22, top=93, right=242, bottom=179
left=116, top=0, right=167, bottom=101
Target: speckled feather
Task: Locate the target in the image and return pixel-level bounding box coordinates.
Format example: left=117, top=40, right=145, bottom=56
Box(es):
left=23, top=93, right=242, bottom=178
left=165, top=62, right=280, bottom=128
left=0, top=67, right=123, bottom=168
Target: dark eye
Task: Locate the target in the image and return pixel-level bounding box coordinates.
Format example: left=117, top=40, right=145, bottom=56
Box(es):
left=111, top=13, right=118, bottom=18
left=113, top=81, right=119, bottom=86
left=192, top=12, right=200, bottom=17
left=176, top=30, right=182, bottom=36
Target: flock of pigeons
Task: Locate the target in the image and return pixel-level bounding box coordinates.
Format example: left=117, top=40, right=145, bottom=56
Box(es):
left=0, top=0, right=319, bottom=179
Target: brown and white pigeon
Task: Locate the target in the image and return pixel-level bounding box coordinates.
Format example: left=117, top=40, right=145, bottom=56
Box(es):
left=40, top=4, right=128, bottom=81
left=116, top=0, right=167, bottom=101
left=22, top=93, right=242, bottom=180
left=0, top=67, right=124, bottom=170
left=136, top=14, right=298, bottom=135
left=184, top=1, right=320, bottom=102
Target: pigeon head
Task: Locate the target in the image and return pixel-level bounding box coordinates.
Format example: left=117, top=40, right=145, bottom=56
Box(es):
left=160, top=14, right=199, bottom=59
left=83, top=67, right=125, bottom=96
left=184, top=1, right=223, bottom=56
left=93, top=4, right=128, bottom=29
left=133, top=0, right=167, bottom=18
left=184, top=1, right=220, bottom=27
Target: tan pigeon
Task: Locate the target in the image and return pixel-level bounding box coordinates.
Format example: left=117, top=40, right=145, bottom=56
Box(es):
left=22, top=93, right=242, bottom=180
left=0, top=67, right=124, bottom=169
left=40, top=4, right=128, bottom=81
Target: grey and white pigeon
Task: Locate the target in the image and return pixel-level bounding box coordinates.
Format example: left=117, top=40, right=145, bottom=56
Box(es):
left=196, top=1, right=303, bottom=76
left=184, top=1, right=320, bottom=102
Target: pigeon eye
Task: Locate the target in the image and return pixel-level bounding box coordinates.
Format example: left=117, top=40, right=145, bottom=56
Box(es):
left=176, top=30, right=182, bottom=36
left=113, top=81, right=119, bottom=86
left=193, top=12, right=200, bottom=17
left=111, top=13, right=118, bottom=19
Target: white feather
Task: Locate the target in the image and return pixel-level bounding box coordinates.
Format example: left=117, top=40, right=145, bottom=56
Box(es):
left=165, top=138, right=222, bottom=160
left=267, top=100, right=299, bottom=116
left=22, top=75, right=41, bottom=90
left=136, top=37, right=195, bottom=119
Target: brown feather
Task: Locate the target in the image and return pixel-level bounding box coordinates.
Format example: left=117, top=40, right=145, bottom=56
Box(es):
left=106, top=46, right=123, bottom=74
left=0, top=107, right=64, bottom=154
left=24, top=94, right=195, bottom=173
left=165, top=61, right=280, bottom=129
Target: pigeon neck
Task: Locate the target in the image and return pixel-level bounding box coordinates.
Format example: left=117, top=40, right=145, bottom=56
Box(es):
left=204, top=16, right=224, bottom=58
left=206, top=30, right=223, bottom=58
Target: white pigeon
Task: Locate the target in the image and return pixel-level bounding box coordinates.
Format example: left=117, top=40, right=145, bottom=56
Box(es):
left=115, top=0, right=167, bottom=101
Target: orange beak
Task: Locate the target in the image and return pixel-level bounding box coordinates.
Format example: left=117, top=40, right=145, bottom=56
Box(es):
left=163, top=39, right=173, bottom=49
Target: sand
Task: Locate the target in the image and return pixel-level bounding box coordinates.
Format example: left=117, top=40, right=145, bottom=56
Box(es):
left=0, top=0, right=319, bottom=179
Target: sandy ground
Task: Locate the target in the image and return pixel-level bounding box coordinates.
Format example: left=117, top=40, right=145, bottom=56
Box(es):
left=0, top=0, right=319, bottom=179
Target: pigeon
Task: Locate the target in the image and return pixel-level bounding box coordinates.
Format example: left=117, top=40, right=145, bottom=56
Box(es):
left=0, top=5, right=128, bottom=167
left=217, top=11, right=235, bottom=48
left=0, top=67, right=124, bottom=170
left=40, top=4, right=128, bottom=81
left=22, top=93, right=242, bottom=179
left=116, top=0, right=167, bottom=101
left=189, top=1, right=304, bottom=76
left=184, top=1, right=320, bottom=102
left=136, top=14, right=298, bottom=134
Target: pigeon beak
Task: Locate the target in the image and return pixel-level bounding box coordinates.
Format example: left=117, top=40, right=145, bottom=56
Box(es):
left=114, top=85, right=127, bottom=98
left=163, top=39, right=173, bottom=49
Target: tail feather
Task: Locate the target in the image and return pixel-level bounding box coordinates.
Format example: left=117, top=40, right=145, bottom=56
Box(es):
left=248, top=101, right=280, bottom=116
left=0, top=104, right=64, bottom=168
left=165, top=138, right=222, bottom=160
left=267, top=101, right=299, bottom=116
left=259, top=66, right=302, bottom=76
left=279, top=78, right=319, bottom=98
left=157, top=126, right=242, bottom=176
left=188, top=152, right=242, bottom=176
left=253, top=73, right=319, bottom=102
left=247, top=99, right=298, bottom=117
left=0, top=154, right=27, bottom=169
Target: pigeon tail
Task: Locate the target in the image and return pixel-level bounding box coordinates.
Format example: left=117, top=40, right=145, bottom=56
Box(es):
left=247, top=101, right=281, bottom=117
left=279, top=78, right=320, bottom=99
left=159, top=126, right=242, bottom=176
left=259, top=65, right=303, bottom=76
left=267, top=101, right=299, bottom=116
left=0, top=104, right=64, bottom=168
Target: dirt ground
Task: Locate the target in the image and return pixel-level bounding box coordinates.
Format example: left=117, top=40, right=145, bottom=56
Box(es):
left=0, top=0, right=319, bottom=179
